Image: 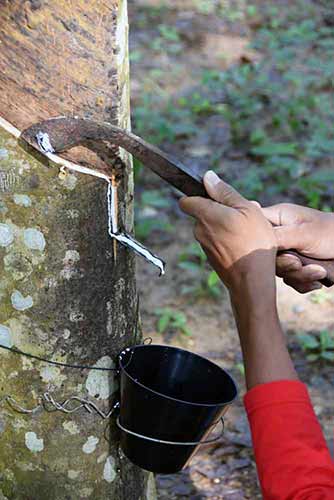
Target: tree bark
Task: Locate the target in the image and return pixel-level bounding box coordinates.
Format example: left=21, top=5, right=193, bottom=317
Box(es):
left=0, top=1, right=155, bottom=499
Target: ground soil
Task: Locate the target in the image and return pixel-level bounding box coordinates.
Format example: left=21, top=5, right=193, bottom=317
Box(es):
left=129, top=2, right=334, bottom=498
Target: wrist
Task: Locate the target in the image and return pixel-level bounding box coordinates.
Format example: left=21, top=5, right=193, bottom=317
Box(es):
left=229, top=270, right=278, bottom=333
left=228, top=262, right=277, bottom=308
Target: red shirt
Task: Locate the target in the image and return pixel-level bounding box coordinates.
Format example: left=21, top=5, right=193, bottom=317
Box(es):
left=244, top=380, right=334, bottom=499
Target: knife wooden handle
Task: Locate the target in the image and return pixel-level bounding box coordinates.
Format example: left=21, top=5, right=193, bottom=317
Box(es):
left=280, top=251, right=334, bottom=287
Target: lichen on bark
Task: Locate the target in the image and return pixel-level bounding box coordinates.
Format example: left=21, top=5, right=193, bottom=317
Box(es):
left=0, top=0, right=153, bottom=498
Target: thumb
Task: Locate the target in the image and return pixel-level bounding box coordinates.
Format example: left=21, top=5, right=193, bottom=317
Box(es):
left=261, top=203, right=304, bottom=226
left=204, top=171, right=248, bottom=208
left=274, top=224, right=310, bottom=252
left=261, top=205, right=283, bottom=226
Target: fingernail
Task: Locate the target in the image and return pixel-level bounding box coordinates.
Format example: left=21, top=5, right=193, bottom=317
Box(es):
left=310, top=283, right=322, bottom=291
left=311, top=271, right=327, bottom=281
left=205, top=170, right=220, bottom=187
left=287, top=263, right=300, bottom=272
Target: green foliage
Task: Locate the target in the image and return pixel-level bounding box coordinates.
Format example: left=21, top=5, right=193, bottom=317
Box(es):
left=135, top=189, right=173, bottom=241
left=212, top=4, right=334, bottom=207
left=154, top=308, right=191, bottom=336
left=129, top=50, right=143, bottom=63
left=157, top=24, right=180, bottom=42
left=297, top=331, right=334, bottom=362
left=178, top=93, right=225, bottom=116
left=309, top=288, right=334, bottom=304
left=133, top=93, right=196, bottom=148
left=235, top=362, right=245, bottom=376
left=132, top=1, right=334, bottom=209
left=178, top=243, right=222, bottom=298
left=149, top=24, right=183, bottom=54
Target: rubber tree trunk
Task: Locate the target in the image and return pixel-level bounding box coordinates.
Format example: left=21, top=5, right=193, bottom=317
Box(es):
left=0, top=2, right=155, bottom=499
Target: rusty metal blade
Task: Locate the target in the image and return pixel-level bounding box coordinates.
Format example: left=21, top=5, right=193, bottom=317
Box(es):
left=21, top=117, right=207, bottom=198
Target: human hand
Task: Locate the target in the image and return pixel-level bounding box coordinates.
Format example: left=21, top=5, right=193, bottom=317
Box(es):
left=179, top=171, right=277, bottom=297
left=262, top=203, right=334, bottom=293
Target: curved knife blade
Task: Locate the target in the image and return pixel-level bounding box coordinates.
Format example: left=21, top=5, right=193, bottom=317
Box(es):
left=21, top=116, right=207, bottom=198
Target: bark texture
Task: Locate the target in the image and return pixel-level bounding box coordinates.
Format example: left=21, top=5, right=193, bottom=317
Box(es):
left=0, top=1, right=154, bottom=498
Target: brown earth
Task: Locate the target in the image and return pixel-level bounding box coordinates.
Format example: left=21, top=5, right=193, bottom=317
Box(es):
left=129, top=1, right=334, bottom=497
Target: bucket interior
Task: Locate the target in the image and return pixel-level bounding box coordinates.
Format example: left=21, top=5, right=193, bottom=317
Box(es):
left=120, top=345, right=237, bottom=406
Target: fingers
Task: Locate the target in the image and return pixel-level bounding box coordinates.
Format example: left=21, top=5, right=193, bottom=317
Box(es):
left=180, top=171, right=251, bottom=220
left=282, top=278, right=322, bottom=294
left=276, top=253, right=302, bottom=274
left=179, top=195, right=220, bottom=219
left=273, top=225, right=311, bottom=252
left=277, top=263, right=327, bottom=282
left=276, top=252, right=326, bottom=293
left=203, top=171, right=248, bottom=209
left=277, top=255, right=326, bottom=293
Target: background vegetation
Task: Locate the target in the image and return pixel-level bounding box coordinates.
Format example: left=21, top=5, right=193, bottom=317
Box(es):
left=129, top=1, right=334, bottom=498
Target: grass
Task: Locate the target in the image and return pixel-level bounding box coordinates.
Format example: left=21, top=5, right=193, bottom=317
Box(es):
left=132, top=0, right=334, bottom=210
left=154, top=308, right=191, bottom=337
left=297, top=331, right=334, bottom=362
left=178, top=243, right=223, bottom=299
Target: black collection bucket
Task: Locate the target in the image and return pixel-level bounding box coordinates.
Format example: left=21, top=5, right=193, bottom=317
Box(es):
left=117, top=344, right=238, bottom=474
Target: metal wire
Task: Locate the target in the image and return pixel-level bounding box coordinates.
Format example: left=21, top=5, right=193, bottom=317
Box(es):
left=0, top=344, right=117, bottom=371
left=0, top=338, right=151, bottom=420
left=0, top=392, right=120, bottom=420
left=116, top=416, right=225, bottom=445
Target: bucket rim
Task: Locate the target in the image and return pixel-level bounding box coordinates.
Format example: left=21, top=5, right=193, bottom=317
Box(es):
left=118, top=343, right=238, bottom=408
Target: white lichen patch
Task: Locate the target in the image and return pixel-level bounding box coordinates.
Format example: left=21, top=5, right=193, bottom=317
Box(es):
left=0, top=200, right=8, bottom=214
left=11, top=290, right=33, bottom=311
left=22, top=357, right=35, bottom=371
left=25, top=432, right=44, bottom=453
left=82, top=435, right=99, bottom=454
left=16, top=158, right=31, bottom=173
left=85, top=356, right=118, bottom=400
left=80, top=487, right=93, bottom=498
left=103, top=456, right=117, bottom=483
left=0, top=148, right=8, bottom=159
left=60, top=250, right=82, bottom=280
left=13, top=194, right=32, bottom=207
left=62, top=421, right=79, bottom=435
left=60, top=268, right=76, bottom=280
left=0, top=415, right=6, bottom=434
left=69, top=309, right=85, bottom=322
left=68, top=470, right=80, bottom=480
left=63, top=250, right=80, bottom=265
left=17, top=461, right=38, bottom=472
left=23, top=228, right=46, bottom=251
left=63, top=329, right=71, bottom=340
left=0, top=324, right=13, bottom=348
left=66, top=209, right=80, bottom=219
left=3, top=248, right=35, bottom=280
left=8, top=317, right=33, bottom=351
left=97, top=451, right=108, bottom=464
left=0, top=224, right=14, bottom=247
left=59, top=171, right=77, bottom=190
left=39, top=366, right=67, bottom=388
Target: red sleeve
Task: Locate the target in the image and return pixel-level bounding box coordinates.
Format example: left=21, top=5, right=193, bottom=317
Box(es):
left=244, top=380, right=334, bottom=500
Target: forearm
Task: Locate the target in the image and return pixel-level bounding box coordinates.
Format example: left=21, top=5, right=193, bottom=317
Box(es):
left=230, top=274, right=334, bottom=499
left=230, top=273, right=298, bottom=390
left=245, top=380, right=334, bottom=499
